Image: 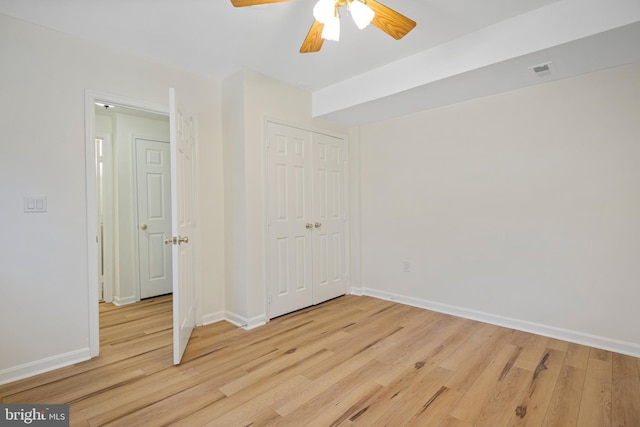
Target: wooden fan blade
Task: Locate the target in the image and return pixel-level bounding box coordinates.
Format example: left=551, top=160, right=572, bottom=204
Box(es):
left=300, top=20, right=325, bottom=53
left=231, top=0, right=292, bottom=7
left=366, top=0, right=416, bottom=40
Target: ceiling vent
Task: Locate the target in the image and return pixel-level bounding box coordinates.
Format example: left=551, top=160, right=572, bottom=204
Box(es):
left=529, top=61, right=553, bottom=77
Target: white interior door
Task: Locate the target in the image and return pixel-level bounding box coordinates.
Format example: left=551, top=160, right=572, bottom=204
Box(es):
left=136, top=138, right=172, bottom=299
left=267, top=122, right=314, bottom=318
left=169, top=88, right=196, bottom=365
left=312, top=132, right=347, bottom=304
left=266, top=122, right=347, bottom=318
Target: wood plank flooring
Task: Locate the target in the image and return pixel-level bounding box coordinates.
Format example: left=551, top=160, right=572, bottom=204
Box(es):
left=2, top=295, right=640, bottom=426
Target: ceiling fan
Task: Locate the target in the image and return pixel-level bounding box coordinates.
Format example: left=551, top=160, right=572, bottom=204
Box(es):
left=230, top=0, right=416, bottom=53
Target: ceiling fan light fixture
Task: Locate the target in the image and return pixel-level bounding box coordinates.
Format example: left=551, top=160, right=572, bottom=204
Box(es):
left=313, top=0, right=335, bottom=24
left=321, top=14, right=341, bottom=41
left=230, top=0, right=415, bottom=53
left=349, top=0, right=375, bottom=30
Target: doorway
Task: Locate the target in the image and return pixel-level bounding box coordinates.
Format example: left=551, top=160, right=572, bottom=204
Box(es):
left=86, top=92, right=174, bottom=358
left=94, top=104, right=172, bottom=305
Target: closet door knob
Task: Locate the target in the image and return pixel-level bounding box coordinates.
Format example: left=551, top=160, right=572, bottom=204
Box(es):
left=314, top=222, right=322, bottom=229
left=305, top=223, right=313, bottom=230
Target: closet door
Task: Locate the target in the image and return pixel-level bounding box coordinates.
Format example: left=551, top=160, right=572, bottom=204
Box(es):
left=266, top=122, right=347, bottom=318
left=266, top=122, right=314, bottom=318
left=312, top=132, right=347, bottom=304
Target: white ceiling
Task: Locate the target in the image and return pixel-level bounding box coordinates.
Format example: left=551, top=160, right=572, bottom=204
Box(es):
left=1, top=0, right=639, bottom=125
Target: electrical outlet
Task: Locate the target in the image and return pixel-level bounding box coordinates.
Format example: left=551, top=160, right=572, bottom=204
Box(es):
left=402, top=260, right=411, bottom=273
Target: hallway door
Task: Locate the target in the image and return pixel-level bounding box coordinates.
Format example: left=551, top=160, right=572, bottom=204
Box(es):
left=136, top=138, right=172, bottom=299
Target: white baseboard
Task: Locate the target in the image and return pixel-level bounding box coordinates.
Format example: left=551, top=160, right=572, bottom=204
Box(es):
left=112, top=295, right=137, bottom=306
left=201, top=311, right=225, bottom=326
left=349, top=286, right=364, bottom=296
left=362, top=287, right=640, bottom=358
left=0, top=348, right=91, bottom=386
left=223, top=311, right=267, bottom=330
left=244, top=315, right=268, bottom=330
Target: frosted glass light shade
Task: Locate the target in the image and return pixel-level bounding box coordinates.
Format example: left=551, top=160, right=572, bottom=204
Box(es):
left=321, top=15, right=340, bottom=41
left=313, top=0, right=335, bottom=24
left=349, top=0, right=375, bottom=29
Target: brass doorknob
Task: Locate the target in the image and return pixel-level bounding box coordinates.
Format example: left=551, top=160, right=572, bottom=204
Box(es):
left=314, top=222, right=322, bottom=229
left=306, top=223, right=313, bottom=230
left=178, top=236, right=189, bottom=244
left=140, top=224, right=148, bottom=230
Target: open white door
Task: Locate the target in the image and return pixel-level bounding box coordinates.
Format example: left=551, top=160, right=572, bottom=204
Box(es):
left=169, top=88, right=196, bottom=365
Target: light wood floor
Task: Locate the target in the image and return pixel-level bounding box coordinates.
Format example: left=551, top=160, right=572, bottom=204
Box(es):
left=1, top=295, right=640, bottom=426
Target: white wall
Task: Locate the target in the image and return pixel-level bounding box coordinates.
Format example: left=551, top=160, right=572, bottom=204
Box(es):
left=0, top=13, right=225, bottom=382
left=221, top=72, right=248, bottom=323
left=358, top=62, right=640, bottom=356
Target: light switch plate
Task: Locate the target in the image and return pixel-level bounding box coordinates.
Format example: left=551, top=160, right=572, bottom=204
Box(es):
left=24, top=196, right=47, bottom=213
